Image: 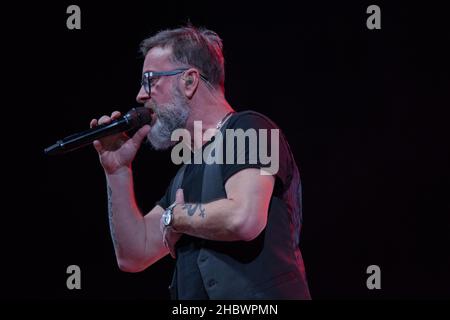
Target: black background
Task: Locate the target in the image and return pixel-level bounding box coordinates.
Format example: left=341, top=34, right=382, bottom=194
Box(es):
left=4, top=1, right=449, bottom=300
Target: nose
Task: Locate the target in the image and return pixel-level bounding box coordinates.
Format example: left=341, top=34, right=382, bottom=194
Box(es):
left=136, top=86, right=150, bottom=104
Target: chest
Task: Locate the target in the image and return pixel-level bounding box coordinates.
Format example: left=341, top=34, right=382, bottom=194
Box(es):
left=180, top=164, right=206, bottom=203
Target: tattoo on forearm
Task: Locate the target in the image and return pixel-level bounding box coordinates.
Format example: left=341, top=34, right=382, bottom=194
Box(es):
left=107, top=185, right=118, bottom=247
left=182, top=203, right=206, bottom=218
left=183, top=203, right=197, bottom=216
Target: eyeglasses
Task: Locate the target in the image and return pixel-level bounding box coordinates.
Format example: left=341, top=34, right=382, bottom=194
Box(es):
left=141, top=68, right=210, bottom=96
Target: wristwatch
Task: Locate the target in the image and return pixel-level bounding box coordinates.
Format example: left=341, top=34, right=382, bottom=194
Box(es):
left=162, top=202, right=177, bottom=227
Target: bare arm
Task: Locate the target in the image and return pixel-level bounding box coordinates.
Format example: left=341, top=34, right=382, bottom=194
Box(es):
left=171, top=168, right=275, bottom=241
left=106, top=168, right=169, bottom=272
left=90, top=111, right=169, bottom=272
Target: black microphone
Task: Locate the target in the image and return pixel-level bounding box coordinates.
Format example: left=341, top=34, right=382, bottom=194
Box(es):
left=44, top=107, right=152, bottom=155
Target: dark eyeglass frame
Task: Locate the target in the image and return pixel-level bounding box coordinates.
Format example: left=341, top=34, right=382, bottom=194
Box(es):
left=141, top=68, right=209, bottom=96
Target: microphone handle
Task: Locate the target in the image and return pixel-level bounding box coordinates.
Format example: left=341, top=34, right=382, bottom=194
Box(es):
left=44, top=117, right=131, bottom=155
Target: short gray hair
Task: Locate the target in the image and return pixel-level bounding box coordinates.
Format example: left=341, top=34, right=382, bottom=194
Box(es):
left=140, top=26, right=225, bottom=92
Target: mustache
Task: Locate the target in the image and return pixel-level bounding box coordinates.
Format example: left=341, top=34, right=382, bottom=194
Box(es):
left=145, top=102, right=157, bottom=113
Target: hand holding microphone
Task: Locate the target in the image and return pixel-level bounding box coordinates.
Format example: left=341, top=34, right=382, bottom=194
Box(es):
left=44, top=107, right=152, bottom=175
left=90, top=110, right=151, bottom=175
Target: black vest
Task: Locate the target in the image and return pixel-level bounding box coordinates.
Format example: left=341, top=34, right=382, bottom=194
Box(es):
left=169, top=111, right=311, bottom=299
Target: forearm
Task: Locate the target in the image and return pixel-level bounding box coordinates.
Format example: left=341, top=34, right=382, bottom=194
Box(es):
left=172, top=198, right=256, bottom=241
left=105, top=167, right=151, bottom=269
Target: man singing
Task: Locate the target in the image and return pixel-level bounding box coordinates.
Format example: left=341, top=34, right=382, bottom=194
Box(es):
left=90, top=25, right=311, bottom=299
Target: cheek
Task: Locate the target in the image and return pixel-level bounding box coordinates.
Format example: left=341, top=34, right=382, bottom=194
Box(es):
left=151, top=84, right=169, bottom=102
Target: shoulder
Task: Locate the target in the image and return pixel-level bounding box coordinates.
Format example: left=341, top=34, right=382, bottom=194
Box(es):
left=226, top=110, right=280, bottom=131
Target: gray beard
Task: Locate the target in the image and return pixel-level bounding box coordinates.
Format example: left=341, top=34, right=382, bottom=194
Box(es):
left=146, top=86, right=190, bottom=150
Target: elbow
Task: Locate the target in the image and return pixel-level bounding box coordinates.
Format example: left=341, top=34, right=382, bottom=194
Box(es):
left=117, top=257, right=149, bottom=273
left=239, top=226, right=265, bottom=242
left=231, top=208, right=267, bottom=242
left=116, top=246, right=166, bottom=272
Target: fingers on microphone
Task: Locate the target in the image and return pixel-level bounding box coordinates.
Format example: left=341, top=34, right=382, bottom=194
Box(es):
left=98, top=115, right=111, bottom=125
left=90, top=119, right=98, bottom=128
left=111, top=111, right=121, bottom=119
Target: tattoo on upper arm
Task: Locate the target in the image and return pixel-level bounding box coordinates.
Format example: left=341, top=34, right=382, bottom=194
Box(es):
left=107, top=185, right=118, bottom=247
left=182, top=203, right=206, bottom=218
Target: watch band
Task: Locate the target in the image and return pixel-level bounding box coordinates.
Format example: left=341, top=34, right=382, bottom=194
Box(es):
left=167, top=202, right=177, bottom=211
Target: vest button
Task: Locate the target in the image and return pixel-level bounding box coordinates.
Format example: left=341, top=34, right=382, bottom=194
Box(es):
left=207, top=279, right=217, bottom=287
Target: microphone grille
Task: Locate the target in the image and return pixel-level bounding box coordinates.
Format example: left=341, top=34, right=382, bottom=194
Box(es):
left=126, top=107, right=152, bottom=128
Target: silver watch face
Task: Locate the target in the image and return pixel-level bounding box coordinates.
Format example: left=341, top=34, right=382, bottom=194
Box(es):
left=163, top=209, right=172, bottom=226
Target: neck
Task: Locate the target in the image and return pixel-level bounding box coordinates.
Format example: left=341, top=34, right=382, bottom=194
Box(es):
left=186, top=94, right=234, bottom=150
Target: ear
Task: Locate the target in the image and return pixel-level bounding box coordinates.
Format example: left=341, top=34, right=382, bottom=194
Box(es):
left=181, top=69, right=199, bottom=99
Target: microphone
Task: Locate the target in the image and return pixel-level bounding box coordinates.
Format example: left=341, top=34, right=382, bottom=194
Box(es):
left=44, top=107, right=151, bottom=155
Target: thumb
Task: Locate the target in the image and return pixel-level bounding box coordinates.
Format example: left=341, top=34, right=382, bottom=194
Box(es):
left=93, top=140, right=103, bottom=154
left=175, top=189, right=185, bottom=205
left=131, top=124, right=151, bottom=148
